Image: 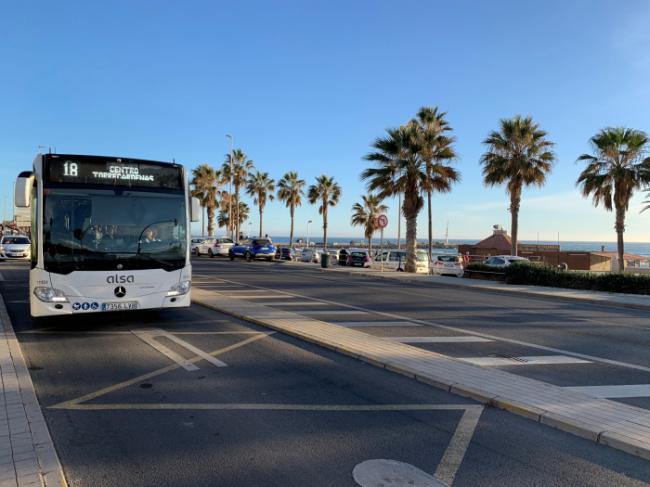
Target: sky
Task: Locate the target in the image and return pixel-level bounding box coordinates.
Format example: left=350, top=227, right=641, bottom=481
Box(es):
left=1, top=0, right=650, bottom=243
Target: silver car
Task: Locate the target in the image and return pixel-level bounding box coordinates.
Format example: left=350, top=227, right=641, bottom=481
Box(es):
left=0, top=235, right=31, bottom=259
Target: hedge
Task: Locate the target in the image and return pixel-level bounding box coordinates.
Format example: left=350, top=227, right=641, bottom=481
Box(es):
left=465, top=263, right=505, bottom=274
left=504, top=263, right=650, bottom=295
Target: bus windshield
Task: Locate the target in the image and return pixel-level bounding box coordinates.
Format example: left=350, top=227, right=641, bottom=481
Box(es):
left=43, top=188, right=187, bottom=273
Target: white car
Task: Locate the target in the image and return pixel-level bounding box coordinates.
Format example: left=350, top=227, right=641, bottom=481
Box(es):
left=0, top=235, right=31, bottom=259
left=300, top=248, right=320, bottom=263
left=431, top=254, right=464, bottom=277
left=373, top=249, right=429, bottom=273
left=191, top=238, right=206, bottom=254
left=208, top=237, right=234, bottom=257
left=483, top=255, right=530, bottom=267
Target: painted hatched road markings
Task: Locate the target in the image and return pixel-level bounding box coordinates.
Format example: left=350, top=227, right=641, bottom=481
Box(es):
left=386, top=336, right=493, bottom=343
left=459, top=355, right=591, bottom=367
left=132, top=329, right=228, bottom=370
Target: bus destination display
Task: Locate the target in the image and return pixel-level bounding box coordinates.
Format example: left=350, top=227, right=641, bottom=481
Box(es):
left=45, top=155, right=182, bottom=190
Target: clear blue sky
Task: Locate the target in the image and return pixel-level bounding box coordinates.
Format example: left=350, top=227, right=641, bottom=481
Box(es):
left=2, top=0, right=650, bottom=242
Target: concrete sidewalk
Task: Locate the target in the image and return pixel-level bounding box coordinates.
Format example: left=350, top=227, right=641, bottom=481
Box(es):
left=192, top=286, right=650, bottom=462
left=0, top=295, right=66, bottom=487
left=287, top=261, right=650, bottom=311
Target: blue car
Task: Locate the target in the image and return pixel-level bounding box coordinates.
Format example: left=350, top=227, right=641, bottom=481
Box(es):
left=229, top=238, right=276, bottom=262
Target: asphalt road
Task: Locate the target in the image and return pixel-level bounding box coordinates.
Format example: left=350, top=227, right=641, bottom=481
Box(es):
left=1, top=259, right=650, bottom=486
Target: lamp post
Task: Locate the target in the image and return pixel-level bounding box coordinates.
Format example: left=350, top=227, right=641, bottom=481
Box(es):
left=248, top=221, right=252, bottom=239
left=225, top=134, right=234, bottom=241
left=307, top=219, right=312, bottom=246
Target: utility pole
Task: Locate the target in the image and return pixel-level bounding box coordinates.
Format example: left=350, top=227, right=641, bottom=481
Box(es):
left=397, top=193, right=401, bottom=250
left=226, top=134, right=234, bottom=241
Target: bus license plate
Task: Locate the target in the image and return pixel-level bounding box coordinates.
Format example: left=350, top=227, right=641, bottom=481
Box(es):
left=101, top=301, right=138, bottom=311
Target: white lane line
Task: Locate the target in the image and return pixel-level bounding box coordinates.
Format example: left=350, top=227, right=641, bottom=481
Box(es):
left=459, top=355, right=591, bottom=367
left=264, top=301, right=323, bottom=306
left=132, top=329, right=199, bottom=371
left=386, top=336, right=493, bottom=343
left=435, top=404, right=483, bottom=485
left=299, top=310, right=369, bottom=316
left=228, top=295, right=288, bottom=299
left=133, top=329, right=228, bottom=370
left=335, top=321, right=422, bottom=328
left=564, top=384, right=650, bottom=398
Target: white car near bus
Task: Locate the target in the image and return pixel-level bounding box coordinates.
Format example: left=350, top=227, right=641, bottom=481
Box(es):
left=0, top=235, right=31, bottom=259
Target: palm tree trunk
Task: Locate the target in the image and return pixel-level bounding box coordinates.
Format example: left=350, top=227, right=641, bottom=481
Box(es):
left=207, top=206, right=215, bottom=236
left=510, top=192, right=521, bottom=256
left=368, top=235, right=372, bottom=254
left=615, top=205, right=626, bottom=272
left=405, top=211, right=417, bottom=273
left=235, top=187, right=240, bottom=240
left=427, top=190, right=433, bottom=258
left=323, top=204, right=328, bottom=249
left=397, top=193, right=402, bottom=250
left=289, top=205, right=295, bottom=246
left=259, top=206, right=263, bottom=238
left=201, top=205, right=205, bottom=237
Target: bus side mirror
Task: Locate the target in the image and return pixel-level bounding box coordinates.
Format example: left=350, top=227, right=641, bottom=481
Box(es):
left=15, top=172, right=34, bottom=208
left=190, top=197, right=200, bottom=222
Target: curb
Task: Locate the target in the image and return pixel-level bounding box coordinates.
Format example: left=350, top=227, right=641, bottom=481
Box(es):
left=192, top=290, right=650, bottom=462
left=0, top=294, right=68, bottom=487
left=308, top=266, right=650, bottom=312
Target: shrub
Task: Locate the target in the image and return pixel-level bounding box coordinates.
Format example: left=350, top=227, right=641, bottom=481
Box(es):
left=465, top=263, right=504, bottom=273
left=504, top=262, right=650, bottom=295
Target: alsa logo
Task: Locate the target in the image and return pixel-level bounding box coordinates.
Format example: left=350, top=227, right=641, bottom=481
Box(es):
left=106, top=274, right=135, bottom=284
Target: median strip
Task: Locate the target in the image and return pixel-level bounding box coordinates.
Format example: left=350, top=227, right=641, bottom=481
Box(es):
left=192, top=286, right=650, bottom=461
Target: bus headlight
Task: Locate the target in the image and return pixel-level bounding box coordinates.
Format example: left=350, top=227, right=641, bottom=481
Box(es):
left=33, top=286, right=68, bottom=303
left=168, top=280, right=191, bottom=296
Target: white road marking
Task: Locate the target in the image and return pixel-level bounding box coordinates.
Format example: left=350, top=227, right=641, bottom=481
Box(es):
left=132, top=329, right=228, bottom=370
left=228, top=294, right=287, bottom=299
left=201, top=280, right=650, bottom=374
left=459, top=355, right=591, bottom=367
left=564, top=384, right=650, bottom=398
left=263, top=301, right=323, bottom=306
left=299, top=310, right=369, bottom=316
left=387, top=336, right=493, bottom=343
left=335, top=321, right=422, bottom=328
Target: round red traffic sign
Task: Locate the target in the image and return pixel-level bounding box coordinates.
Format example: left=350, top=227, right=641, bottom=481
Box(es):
left=377, top=214, right=388, bottom=229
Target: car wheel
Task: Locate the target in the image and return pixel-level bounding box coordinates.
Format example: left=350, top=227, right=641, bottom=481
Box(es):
left=229, top=253, right=235, bottom=261
left=245, top=252, right=252, bottom=262
left=208, top=249, right=214, bottom=258
left=267, top=256, right=273, bottom=262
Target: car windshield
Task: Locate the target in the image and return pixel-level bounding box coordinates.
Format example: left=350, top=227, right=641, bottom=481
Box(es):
left=254, top=239, right=271, bottom=245
left=351, top=251, right=366, bottom=257
left=2, top=237, right=30, bottom=245
left=437, top=255, right=460, bottom=263
left=218, top=238, right=233, bottom=243
left=43, top=187, right=187, bottom=273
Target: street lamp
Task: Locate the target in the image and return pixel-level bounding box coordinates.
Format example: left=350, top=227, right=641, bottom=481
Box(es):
left=306, top=219, right=312, bottom=246
left=248, top=221, right=252, bottom=238
left=225, top=134, right=234, bottom=241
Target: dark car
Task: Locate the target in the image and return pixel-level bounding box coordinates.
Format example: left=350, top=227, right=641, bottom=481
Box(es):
left=229, top=238, right=276, bottom=261
left=337, top=248, right=349, bottom=266
left=275, top=247, right=298, bottom=261
left=346, top=249, right=371, bottom=267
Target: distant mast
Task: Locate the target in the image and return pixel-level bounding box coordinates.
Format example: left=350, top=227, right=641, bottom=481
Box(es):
left=445, top=220, right=449, bottom=246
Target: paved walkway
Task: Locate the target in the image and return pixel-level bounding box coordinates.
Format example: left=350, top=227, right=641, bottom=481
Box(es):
left=287, top=262, right=650, bottom=311
left=192, top=286, right=650, bottom=462
left=0, top=295, right=66, bottom=487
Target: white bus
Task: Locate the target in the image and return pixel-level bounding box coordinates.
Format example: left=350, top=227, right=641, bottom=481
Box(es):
left=15, top=153, right=200, bottom=317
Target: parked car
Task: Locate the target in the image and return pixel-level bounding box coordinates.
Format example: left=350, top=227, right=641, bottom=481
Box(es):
left=191, top=238, right=206, bottom=255
left=346, top=249, right=371, bottom=267
left=373, top=249, right=429, bottom=273
left=194, top=238, right=215, bottom=256
left=300, top=248, right=320, bottom=263
left=275, top=247, right=298, bottom=261
left=229, top=238, right=276, bottom=261
left=431, top=254, right=464, bottom=277
left=0, top=235, right=31, bottom=260
left=483, top=255, right=530, bottom=267
left=208, top=237, right=234, bottom=257
left=337, top=248, right=349, bottom=266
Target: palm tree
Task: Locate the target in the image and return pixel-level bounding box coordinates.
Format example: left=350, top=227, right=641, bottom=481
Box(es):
left=277, top=171, right=306, bottom=246
left=246, top=171, right=275, bottom=237
left=218, top=201, right=250, bottom=235
left=480, top=115, right=555, bottom=256
left=411, top=107, right=460, bottom=257
left=577, top=128, right=650, bottom=272
left=351, top=194, right=388, bottom=252
left=222, top=149, right=254, bottom=240
left=308, top=175, right=341, bottom=249
left=362, top=123, right=424, bottom=273
left=190, top=163, right=220, bottom=236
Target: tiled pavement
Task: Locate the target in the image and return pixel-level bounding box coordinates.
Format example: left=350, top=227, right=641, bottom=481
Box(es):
left=0, top=295, right=66, bottom=487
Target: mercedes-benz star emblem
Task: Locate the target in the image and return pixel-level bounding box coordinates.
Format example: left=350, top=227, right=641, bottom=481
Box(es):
left=114, top=286, right=126, bottom=298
